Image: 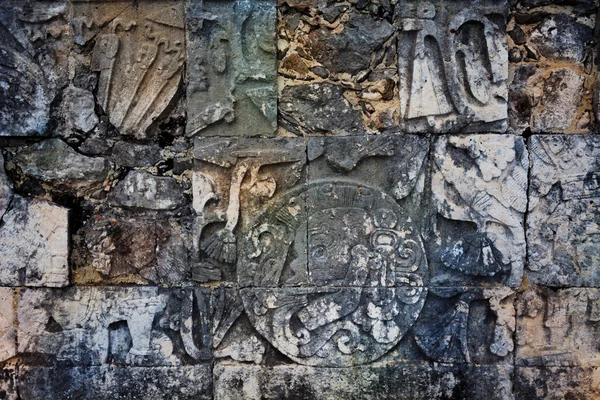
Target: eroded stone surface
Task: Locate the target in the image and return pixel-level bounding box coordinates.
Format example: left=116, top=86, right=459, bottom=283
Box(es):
left=187, top=0, right=277, bottom=137
left=0, top=196, right=68, bottom=287
left=516, top=367, right=600, bottom=399
left=19, top=365, right=212, bottom=400
left=73, top=1, right=185, bottom=139
left=397, top=0, right=509, bottom=133
left=527, top=135, right=600, bottom=286
left=214, top=363, right=514, bottom=400
left=62, top=85, right=99, bottom=133
left=516, top=286, right=600, bottom=368
left=18, top=287, right=214, bottom=366
left=0, top=289, right=16, bottom=363
left=0, top=365, right=17, bottom=400
left=192, top=137, right=306, bottom=282
left=11, top=139, right=110, bottom=194
left=431, top=134, right=528, bottom=287
left=109, top=170, right=186, bottom=211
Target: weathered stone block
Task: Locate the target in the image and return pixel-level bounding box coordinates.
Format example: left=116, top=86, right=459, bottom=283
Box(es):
left=72, top=0, right=185, bottom=139
left=18, top=287, right=214, bottom=366
left=430, top=134, right=528, bottom=287
left=516, top=287, right=600, bottom=368
left=0, top=0, right=71, bottom=136
left=516, top=367, right=600, bottom=400
left=193, top=137, right=307, bottom=282
left=527, top=135, right=600, bottom=286
left=278, top=3, right=398, bottom=134
left=11, top=139, right=110, bottom=195
left=19, top=365, right=212, bottom=400
left=74, top=212, right=189, bottom=285
left=0, top=197, right=69, bottom=287
left=214, top=363, right=514, bottom=400
left=0, top=289, right=16, bottom=363
left=109, top=170, right=186, bottom=211
left=397, top=0, right=509, bottom=133
left=186, top=0, right=277, bottom=137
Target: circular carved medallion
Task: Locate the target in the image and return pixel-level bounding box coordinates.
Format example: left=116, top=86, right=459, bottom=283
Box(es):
left=238, top=180, right=428, bottom=366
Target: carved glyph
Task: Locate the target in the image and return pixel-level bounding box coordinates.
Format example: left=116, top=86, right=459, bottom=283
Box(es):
left=239, top=181, right=427, bottom=366
left=73, top=1, right=185, bottom=138
left=186, top=0, right=277, bottom=137
left=397, top=0, right=508, bottom=133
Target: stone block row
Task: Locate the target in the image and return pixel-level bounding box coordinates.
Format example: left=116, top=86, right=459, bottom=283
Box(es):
left=0, top=284, right=598, bottom=397
left=1, top=0, right=597, bottom=139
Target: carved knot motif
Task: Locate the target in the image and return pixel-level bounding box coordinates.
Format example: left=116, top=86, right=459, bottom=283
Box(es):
left=238, top=181, right=427, bottom=366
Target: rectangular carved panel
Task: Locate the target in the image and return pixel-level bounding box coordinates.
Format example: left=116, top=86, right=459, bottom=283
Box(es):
left=527, top=135, right=600, bottom=286
left=186, top=0, right=277, bottom=137
left=397, top=0, right=508, bottom=133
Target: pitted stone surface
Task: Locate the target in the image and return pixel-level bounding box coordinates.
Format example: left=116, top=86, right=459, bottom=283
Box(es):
left=186, top=0, right=277, bottom=137
left=431, top=134, right=528, bottom=287
left=0, top=197, right=69, bottom=287
left=527, top=135, right=600, bottom=286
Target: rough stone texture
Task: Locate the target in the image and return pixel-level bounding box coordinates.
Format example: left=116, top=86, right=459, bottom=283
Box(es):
left=19, top=365, right=212, bottom=400
left=527, top=135, right=600, bottom=286
left=0, top=0, right=598, bottom=398
left=186, top=0, right=277, bottom=137
left=431, top=134, right=528, bottom=287
left=397, top=0, right=509, bottom=133
left=0, top=196, right=69, bottom=287
left=109, top=170, right=186, bottom=211
left=214, top=363, right=514, bottom=400
left=11, top=139, right=110, bottom=194
left=0, top=289, right=16, bottom=363
left=508, top=3, right=597, bottom=133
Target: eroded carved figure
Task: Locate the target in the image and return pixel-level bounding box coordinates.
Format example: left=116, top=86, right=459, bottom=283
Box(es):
left=73, top=1, right=184, bottom=139
left=239, top=181, right=427, bottom=366
left=431, top=134, right=527, bottom=287
left=397, top=0, right=508, bottom=133
left=187, top=0, right=277, bottom=137
left=527, top=135, right=600, bottom=286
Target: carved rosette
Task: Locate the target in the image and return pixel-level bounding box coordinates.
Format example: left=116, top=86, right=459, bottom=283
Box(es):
left=239, top=181, right=427, bottom=366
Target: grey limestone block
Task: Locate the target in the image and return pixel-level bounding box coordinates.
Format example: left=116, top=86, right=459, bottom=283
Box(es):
left=516, top=286, right=600, bottom=368
left=109, top=170, right=187, bottom=211
left=397, top=0, right=509, bottom=133
left=527, top=135, right=600, bottom=286
left=192, top=136, right=307, bottom=283
left=186, top=0, right=277, bottom=138
left=214, top=362, right=514, bottom=400
left=18, top=365, right=212, bottom=400
left=430, top=134, right=528, bottom=288
left=515, top=366, right=600, bottom=400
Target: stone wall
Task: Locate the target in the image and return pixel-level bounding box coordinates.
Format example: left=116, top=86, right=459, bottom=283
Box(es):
left=0, top=0, right=598, bottom=399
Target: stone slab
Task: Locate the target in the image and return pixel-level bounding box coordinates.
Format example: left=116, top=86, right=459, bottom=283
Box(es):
left=515, top=366, right=600, bottom=400
left=0, top=288, right=16, bottom=363
left=0, top=197, right=69, bottom=287
left=527, top=135, right=600, bottom=286
left=214, top=363, right=513, bottom=400
left=18, top=287, right=213, bottom=366
left=19, top=365, right=212, bottom=400
left=186, top=0, right=277, bottom=137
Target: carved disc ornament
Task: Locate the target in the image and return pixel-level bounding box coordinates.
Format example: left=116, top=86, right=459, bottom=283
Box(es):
left=239, top=181, right=428, bottom=366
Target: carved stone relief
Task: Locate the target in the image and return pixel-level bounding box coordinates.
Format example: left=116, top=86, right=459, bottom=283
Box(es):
left=192, top=137, right=306, bottom=282
left=397, top=0, right=508, bottom=133
left=186, top=0, right=277, bottom=137
left=72, top=1, right=185, bottom=139
left=431, top=134, right=528, bottom=287
left=0, top=196, right=69, bottom=287
left=527, top=135, right=600, bottom=286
